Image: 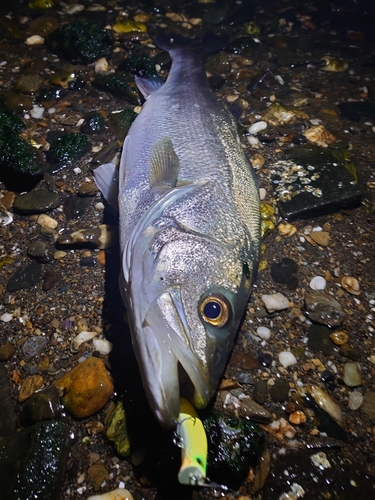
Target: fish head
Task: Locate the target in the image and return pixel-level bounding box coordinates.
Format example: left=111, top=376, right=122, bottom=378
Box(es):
left=125, top=217, right=258, bottom=428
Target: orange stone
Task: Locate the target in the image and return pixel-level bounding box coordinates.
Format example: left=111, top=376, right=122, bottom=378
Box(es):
left=19, top=375, right=44, bottom=402
left=55, top=357, right=114, bottom=418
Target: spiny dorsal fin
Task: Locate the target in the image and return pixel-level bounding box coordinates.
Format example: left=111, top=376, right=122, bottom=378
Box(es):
left=149, top=137, right=179, bottom=190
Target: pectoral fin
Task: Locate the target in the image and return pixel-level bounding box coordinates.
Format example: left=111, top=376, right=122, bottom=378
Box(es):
left=93, top=162, right=119, bottom=211
left=135, top=75, right=164, bottom=100
left=150, top=137, right=179, bottom=190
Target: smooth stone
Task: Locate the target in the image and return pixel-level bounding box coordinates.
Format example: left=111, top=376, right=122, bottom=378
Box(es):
left=348, top=391, right=363, bottom=411
left=256, top=326, right=271, bottom=340
left=261, top=292, right=289, bottom=312
left=78, top=182, right=98, bottom=196
left=339, top=343, right=359, bottom=361
left=88, top=463, right=110, bottom=490
left=279, top=351, right=297, bottom=368
left=27, top=240, right=53, bottom=263
left=63, top=194, right=91, bottom=220
left=305, top=291, right=345, bottom=327
left=307, top=325, right=335, bottom=355
left=80, top=112, right=105, bottom=135
left=253, top=379, right=268, bottom=404
left=6, top=262, right=43, bottom=292
left=87, top=489, right=134, bottom=500
left=55, top=357, right=114, bottom=418
left=13, top=190, right=60, bottom=214
left=258, top=352, right=273, bottom=367
left=105, top=402, right=131, bottom=457
left=0, top=363, right=17, bottom=437
left=22, top=336, right=48, bottom=359
left=240, top=397, right=272, bottom=423
left=270, top=258, right=298, bottom=288
left=230, top=350, right=259, bottom=370
left=13, top=73, right=44, bottom=94
left=269, top=380, right=290, bottom=403
left=343, top=362, right=362, bottom=387
left=19, top=375, right=44, bottom=402
left=0, top=341, right=15, bottom=361
left=0, top=421, right=71, bottom=500
left=237, top=372, right=254, bottom=385
left=361, top=392, right=375, bottom=423
left=0, top=89, right=33, bottom=112
left=21, top=385, right=61, bottom=425
left=42, top=270, right=62, bottom=291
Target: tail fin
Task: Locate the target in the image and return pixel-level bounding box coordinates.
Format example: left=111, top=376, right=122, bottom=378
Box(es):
left=154, top=33, right=229, bottom=56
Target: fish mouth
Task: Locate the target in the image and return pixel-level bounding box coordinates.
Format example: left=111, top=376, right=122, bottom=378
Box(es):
left=141, top=291, right=213, bottom=428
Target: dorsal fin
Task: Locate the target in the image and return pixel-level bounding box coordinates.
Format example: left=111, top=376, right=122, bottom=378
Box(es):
left=149, top=137, right=179, bottom=190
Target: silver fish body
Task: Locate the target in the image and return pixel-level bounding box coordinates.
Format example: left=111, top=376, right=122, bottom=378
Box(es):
left=95, top=39, right=260, bottom=428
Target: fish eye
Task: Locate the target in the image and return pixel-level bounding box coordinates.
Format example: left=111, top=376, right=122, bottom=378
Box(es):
left=199, top=293, right=231, bottom=327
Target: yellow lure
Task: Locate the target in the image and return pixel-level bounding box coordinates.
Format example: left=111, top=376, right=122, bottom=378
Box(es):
left=177, top=398, right=208, bottom=486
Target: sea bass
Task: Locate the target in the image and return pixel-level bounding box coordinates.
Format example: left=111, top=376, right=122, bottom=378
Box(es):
left=94, top=36, right=261, bottom=428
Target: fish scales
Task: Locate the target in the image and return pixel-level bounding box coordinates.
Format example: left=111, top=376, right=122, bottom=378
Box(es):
left=94, top=38, right=261, bottom=428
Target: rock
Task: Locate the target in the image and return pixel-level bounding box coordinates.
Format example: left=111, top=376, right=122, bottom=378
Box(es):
left=348, top=391, right=363, bottom=410
left=37, top=214, right=58, bottom=229
left=303, top=125, right=336, bottom=148
left=55, top=357, right=114, bottom=418
left=13, top=190, right=60, bottom=214
left=261, top=292, right=289, bottom=313
left=27, top=240, right=53, bottom=262
left=80, top=112, right=105, bottom=135
left=92, top=338, right=113, bottom=355
left=343, top=362, right=362, bottom=387
left=42, top=270, right=62, bottom=291
left=305, top=291, right=345, bottom=326
left=21, top=385, right=61, bottom=425
left=105, top=402, right=131, bottom=457
left=19, top=374, right=44, bottom=402
left=298, top=385, right=343, bottom=426
left=262, top=102, right=309, bottom=126
left=310, top=230, right=331, bottom=246
left=63, top=194, right=91, bottom=220
left=329, top=330, right=349, bottom=346
left=278, top=351, right=297, bottom=368
left=71, top=330, right=99, bottom=353
left=0, top=341, right=15, bottom=361
left=307, top=325, right=335, bottom=355
left=339, top=343, right=359, bottom=361
left=269, top=380, right=290, bottom=402
left=88, top=464, right=110, bottom=490
left=13, top=74, right=44, bottom=94
left=108, top=109, right=138, bottom=141
left=361, top=392, right=375, bottom=423
left=6, top=262, right=43, bottom=292
left=230, top=350, right=259, bottom=370
left=56, top=224, right=116, bottom=249
left=237, top=372, right=254, bottom=385
left=0, top=421, right=71, bottom=500
left=87, top=489, right=134, bottom=500
left=22, top=336, right=48, bottom=359
left=0, top=363, right=17, bottom=437
left=240, top=397, right=273, bottom=423
left=256, top=326, right=271, bottom=340
left=270, top=258, right=298, bottom=288
left=253, top=379, right=268, bottom=404
left=78, top=181, right=98, bottom=196
left=258, top=352, right=273, bottom=367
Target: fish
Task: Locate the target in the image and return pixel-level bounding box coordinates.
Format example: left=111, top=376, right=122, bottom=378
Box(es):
left=94, top=35, right=261, bottom=428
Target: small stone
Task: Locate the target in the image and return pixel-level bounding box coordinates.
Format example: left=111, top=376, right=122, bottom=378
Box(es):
left=270, top=258, right=298, bottom=288
left=305, top=291, right=345, bottom=327
left=303, top=125, right=336, bottom=148
left=253, top=379, right=268, bottom=404
left=308, top=325, right=334, bottom=355
left=21, top=385, right=61, bottom=425
left=78, top=182, right=99, bottom=196
left=25, top=35, right=44, bottom=45
left=54, top=250, right=67, bottom=260
left=94, top=57, right=108, bottom=73
left=278, top=351, right=297, bottom=368
left=19, top=375, right=44, bottom=402
left=339, top=343, right=359, bottom=361
left=230, top=350, right=259, bottom=370
left=237, top=372, right=254, bottom=385
left=87, top=489, right=134, bottom=500
left=0, top=313, right=13, bottom=323
left=37, top=214, right=58, bottom=229
left=27, top=240, right=52, bottom=263
left=56, top=225, right=116, bottom=249
left=13, top=190, right=60, bottom=214
left=42, top=270, right=62, bottom=291
left=261, top=292, right=289, bottom=313
left=330, top=330, right=349, bottom=346
left=269, top=379, right=290, bottom=402
left=289, top=410, right=307, bottom=425
left=309, top=276, right=326, bottom=290
left=54, top=357, right=114, bottom=418
left=258, top=352, right=273, bottom=367
left=0, top=341, right=15, bottom=361
left=92, top=338, right=113, bottom=355
left=7, top=262, right=43, bottom=292
left=71, top=330, right=99, bottom=353
left=1, top=191, right=16, bottom=210
left=105, top=402, right=131, bottom=457
left=22, top=336, right=48, bottom=360
left=310, top=231, right=331, bottom=246
left=348, top=391, right=364, bottom=410
left=63, top=195, right=91, bottom=220
left=256, top=326, right=271, bottom=340
left=240, top=397, right=272, bottom=423
left=88, top=464, right=110, bottom=491
left=343, top=362, right=362, bottom=388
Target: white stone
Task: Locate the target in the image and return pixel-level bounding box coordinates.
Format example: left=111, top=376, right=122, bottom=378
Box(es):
left=348, top=391, right=363, bottom=410
left=279, top=351, right=297, bottom=368
left=87, top=488, right=133, bottom=500
left=30, top=105, right=44, bottom=119
left=92, top=338, right=113, bottom=355
left=261, top=292, right=289, bottom=312
left=25, top=35, right=44, bottom=46
left=256, top=326, right=271, bottom=340
left=309, top=276, right=326, bottom=290
left=0, top=313, right=13, bottom=323
left=259, top=187, right=267, bottom=200
left=95, top=57, right=109, bottom=73
left=37, top=214, right=58, bottom=229
left=71, top=330, right=99, bottom=352
left=248, top=121, right=267, bottom=135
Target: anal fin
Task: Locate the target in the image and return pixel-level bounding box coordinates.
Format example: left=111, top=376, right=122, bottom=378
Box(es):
left=93, top=162, right=119, bottom=211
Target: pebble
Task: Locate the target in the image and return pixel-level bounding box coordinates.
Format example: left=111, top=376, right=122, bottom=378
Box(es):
left=304, top=291, right=345, bottom=327
left=95, top=57, right=109, bottom=73
left=19, top=375, right=44, bottom=402
left=270, top=258, right=298, bottom=288
left=88, top=463, right=110, bottom=490
left=54, top=357, right=114, bottom=418
left=7, top=262, right=43, bottom=292
left=256, top=326, right=271, bottom=340
left=25, top=35, right=44, bottom=45
left=341, top=276, right=360, bottom=295
left=361, top=392, right=375, bottom=423
left=27, top=240, right=52, bottom=263
left=330, top=330, right=349, bottom=346
left=0, top=340, right=15, bottom=361
left=289, top=410, right=307, bottom=425
left=37, top=214, right=58, bottom=229
left=71, top=330, right=99, bottom=353
left=87, top=488, right=134, bottom=500
left=237, top=372, right=254, bottom=385
left=78, top=182, right=99, bottom=197
left=261, top=292, right=289, bottom=313
left=63, top=195, right=91, bottom=220
left=240, top=397, right=272, bottom=423
left=105, top=402, right=131, bottom=457
left=309, top=276, right=326, bottom=290
left=42, top=270, right=62, bottom=291
left=339, top=343, right=359, bottom=361
left=253, top=379, right=268, bottom=404
left=278, top=351, right=297, bottom=368
left=248, top=121, right=267, bottom=135
left=258, top=352, right=273, bottom=367
left=92, top=338, right=113, bottom=355
left=13, top=190, right=60, bottom=214
left=277, top=222, right=297, bottom=236
left=348, top=391, right=364, bottom=411
left=30, top=104, right=44, bottom=119
left=54, top=251, right=67, bottom=260
left=343, top=362, right=362, bottom=387
left=309, top=230, right=331, bottom=246
left=298, top=385, right=343, bottom=425
left=0, top=313, right=13, bottom=323
left=57, top=224, right=116, bottom=249
left=21, top=385, right=61, bottom=425
left=303, top=125, right=336, bottom=148
left=269, top=379, right=290, bottom=402
left=307, top=325, right=334, bottom=355
left=22, top=336, right=48, bottom=359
